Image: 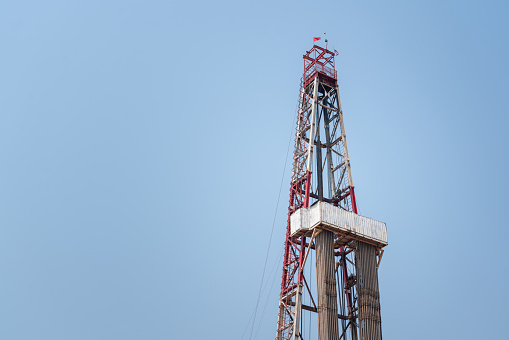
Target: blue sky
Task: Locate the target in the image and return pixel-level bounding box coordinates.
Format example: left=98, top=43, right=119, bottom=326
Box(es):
left=0, top=0, right=508, bottom=339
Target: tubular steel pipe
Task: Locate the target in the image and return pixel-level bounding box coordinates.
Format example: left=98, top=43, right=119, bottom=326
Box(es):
left=315, top=230, right=340, bottom=339
left=356, top=241, right=382, bottom=340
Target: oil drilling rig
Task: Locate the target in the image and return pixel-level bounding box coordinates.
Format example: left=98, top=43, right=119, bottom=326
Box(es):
left=275, top=44, right=388, bottom=340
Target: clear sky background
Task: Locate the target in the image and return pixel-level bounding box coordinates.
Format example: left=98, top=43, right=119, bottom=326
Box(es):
left=0, top=0, right=508, bottom=339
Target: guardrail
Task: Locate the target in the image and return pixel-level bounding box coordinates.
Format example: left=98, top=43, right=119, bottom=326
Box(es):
left=304, top=63, right=337, bottom=82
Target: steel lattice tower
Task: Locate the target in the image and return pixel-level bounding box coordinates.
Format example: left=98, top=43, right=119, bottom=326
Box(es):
left=276, top=45, right=388, bottom=340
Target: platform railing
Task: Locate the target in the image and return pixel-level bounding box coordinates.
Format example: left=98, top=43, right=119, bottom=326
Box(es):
left=304, top=63, right=337, bottom=82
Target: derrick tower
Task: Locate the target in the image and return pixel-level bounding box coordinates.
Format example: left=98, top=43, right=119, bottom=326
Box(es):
left=276, top=45, right=388, bottom=340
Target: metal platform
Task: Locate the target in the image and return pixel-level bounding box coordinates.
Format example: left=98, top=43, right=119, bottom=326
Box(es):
left=290, top=201, right=388, bottom=248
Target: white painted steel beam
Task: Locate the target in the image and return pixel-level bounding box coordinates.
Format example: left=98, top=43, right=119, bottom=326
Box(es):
left=306, top=77, right=319, bottom=172
left=291, top=284, right=303, bottom=340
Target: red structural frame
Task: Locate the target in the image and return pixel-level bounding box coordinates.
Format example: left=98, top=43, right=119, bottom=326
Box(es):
left=277, top=45, right=359, bottom=340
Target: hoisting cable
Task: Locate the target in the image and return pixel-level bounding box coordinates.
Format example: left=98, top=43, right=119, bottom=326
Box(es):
left=244, top=87, right=300, bottom=340
left=253, top=246, right=284, bottom=339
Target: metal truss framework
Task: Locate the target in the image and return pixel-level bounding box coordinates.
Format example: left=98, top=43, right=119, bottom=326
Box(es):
left=276, top=45, right=383, bottom=340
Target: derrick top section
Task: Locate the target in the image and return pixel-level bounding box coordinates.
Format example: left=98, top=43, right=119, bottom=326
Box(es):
left=303, top=45, right=337, bottom=87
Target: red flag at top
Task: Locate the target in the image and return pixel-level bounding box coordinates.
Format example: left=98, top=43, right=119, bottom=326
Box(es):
left=334, top=49, right=339, bottom=56
left=313, top=37, right=321, bottom=42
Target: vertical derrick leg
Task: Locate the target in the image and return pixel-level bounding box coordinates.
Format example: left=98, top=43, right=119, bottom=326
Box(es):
left=276, top=301, right=285, bottom=340
left=291, top=284, right=303, bottom=340
left=292, top=237, right=306, bottom=340
left=315, top=230, right=340, bottom=340
left=355, top=242, right=382, bottom=340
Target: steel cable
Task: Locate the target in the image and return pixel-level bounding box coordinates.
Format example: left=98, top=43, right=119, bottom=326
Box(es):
left=244, top=88, right=300, bottom=340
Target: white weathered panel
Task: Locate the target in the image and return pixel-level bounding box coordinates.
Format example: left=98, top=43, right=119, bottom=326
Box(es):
left=290, top=207, right=310, bottom=236
left=289, top=201, right=388, bottom=245
left=309, top=203, right=321, bottom=228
